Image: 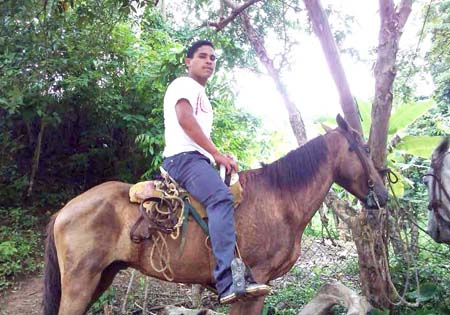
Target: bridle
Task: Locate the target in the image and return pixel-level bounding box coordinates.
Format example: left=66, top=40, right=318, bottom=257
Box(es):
left=339, top=129, right=378, bottom=208
left=424, top=152, right=450, bottom=225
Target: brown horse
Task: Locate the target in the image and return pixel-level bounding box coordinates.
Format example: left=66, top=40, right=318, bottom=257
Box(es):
left=43, top=115, right=388, bottom=315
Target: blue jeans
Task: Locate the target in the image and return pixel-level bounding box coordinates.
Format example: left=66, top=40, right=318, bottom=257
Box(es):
left=162, top=151, right=235, bottom=295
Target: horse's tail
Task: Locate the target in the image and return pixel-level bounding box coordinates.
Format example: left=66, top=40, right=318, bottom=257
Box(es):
left=43, top=214, right=61, bottom=315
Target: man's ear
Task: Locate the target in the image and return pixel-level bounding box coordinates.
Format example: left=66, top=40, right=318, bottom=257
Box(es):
left=321, top=123, right=333, bottom=133
left=185, top=57, right=191, bottom=68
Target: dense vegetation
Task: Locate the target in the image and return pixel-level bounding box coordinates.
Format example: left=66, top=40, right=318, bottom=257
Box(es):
left=0, top=0, right=272, bottom=290
left=1, top=0, right=449, bottom=314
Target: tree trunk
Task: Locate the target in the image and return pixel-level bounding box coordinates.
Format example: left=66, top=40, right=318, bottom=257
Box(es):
left=27, top=119, right=46, bottom=198
left=240, top=11, right=307, bottom=145
left=369, top=0, right=412, bottom=171
left=303, top=0, right=362, bottom=135
left=364, top=0, right=412, bottom=309
left=351, top=211, right=391, bottom=309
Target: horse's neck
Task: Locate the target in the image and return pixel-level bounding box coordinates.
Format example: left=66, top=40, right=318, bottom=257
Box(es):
left=290, top=158, right=334, bottom=222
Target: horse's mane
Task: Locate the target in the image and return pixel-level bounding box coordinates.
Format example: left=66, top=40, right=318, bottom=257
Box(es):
left=259, top=135, right=328, bottom=191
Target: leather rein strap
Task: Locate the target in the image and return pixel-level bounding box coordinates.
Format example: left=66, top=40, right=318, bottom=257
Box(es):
left=339, top=130, right=374, bottom=189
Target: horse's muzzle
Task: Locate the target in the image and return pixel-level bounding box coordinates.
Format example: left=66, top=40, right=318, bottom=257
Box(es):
left=365, top=186, right=388, bottom=209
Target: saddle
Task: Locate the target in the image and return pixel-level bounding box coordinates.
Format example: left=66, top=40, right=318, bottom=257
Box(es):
left=128, top=169, right=243, bottom=243
left=127, top=170, right=264, bottom=293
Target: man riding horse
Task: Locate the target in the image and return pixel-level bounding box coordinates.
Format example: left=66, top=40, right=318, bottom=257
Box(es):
left=161, top=39, right=270, bottom=304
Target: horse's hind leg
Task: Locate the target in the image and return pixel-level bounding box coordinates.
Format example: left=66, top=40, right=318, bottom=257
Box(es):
left=58, top=268, right=103, bottom=315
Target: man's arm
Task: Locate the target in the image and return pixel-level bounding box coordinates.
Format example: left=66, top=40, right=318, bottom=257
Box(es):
left=175, top=99, right=237, bottom=173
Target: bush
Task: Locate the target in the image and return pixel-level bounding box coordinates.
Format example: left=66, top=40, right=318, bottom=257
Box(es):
left=0, top=207, right=43, bottom=290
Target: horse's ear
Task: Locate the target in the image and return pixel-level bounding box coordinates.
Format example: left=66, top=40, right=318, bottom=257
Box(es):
left=435, top=137, right=449, bottom=155
left=321, top=123, right=333, bottom=133
left=336, top=114, right=349, bottom=131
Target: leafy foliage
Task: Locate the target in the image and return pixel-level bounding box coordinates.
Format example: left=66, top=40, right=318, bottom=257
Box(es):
left=0, top=208, right=43, bottom=290
left=0, top=2, right=270, bottom=209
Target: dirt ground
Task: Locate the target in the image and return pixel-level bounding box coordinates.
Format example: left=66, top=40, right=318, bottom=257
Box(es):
left=1, top=275, right=44, bottom=315
left=0, top=270, right=221, bottom=315
left=0, top=238, right=358, bottom=315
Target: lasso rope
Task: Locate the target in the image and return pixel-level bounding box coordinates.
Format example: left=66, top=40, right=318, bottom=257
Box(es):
left=142, top=176, right=186, bottom=281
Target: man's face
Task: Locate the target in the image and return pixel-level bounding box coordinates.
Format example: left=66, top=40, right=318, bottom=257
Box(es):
left=186, top=45, right=216, bottom=86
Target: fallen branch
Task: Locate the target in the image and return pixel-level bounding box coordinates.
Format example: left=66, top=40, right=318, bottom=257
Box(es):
left=298, top=282, right=372, bottom=315
left=161, top=305, right=225, bottom=315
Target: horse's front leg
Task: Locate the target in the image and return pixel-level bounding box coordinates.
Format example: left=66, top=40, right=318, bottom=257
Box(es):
left=230, top=296, right=266, bottom=315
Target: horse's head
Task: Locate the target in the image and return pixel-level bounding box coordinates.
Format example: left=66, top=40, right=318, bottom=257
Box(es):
left=424, top=137, right=450, bottom=244
left=328, top=115, right=388, bottom=209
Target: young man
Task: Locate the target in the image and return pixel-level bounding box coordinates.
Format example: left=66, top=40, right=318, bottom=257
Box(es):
left=161, top=40, right=269, bottom=304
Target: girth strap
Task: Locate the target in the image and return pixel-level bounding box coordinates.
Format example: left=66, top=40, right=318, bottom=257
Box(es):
left=183, top=197, right=210, bottom=236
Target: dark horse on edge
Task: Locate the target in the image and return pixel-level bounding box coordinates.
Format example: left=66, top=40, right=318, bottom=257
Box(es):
left=43, top=115, right=388, bottom=315
left=424, top=137, right=450, bottom=244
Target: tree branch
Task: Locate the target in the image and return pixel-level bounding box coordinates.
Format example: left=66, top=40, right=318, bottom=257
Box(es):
left=204, top=0, right=262, bottom=31
left=396, top=0, right=413, bottom=31
left=303, top=0, right=363, bottom=135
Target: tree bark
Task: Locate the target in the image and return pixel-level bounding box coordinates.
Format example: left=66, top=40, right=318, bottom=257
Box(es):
left=303, top=0, right=363, bottom=135
left=363, top=0, right=412, bottom=309
left=351, top=211, right=391, bottom=309
left=369, top=0, right=412, bottom=171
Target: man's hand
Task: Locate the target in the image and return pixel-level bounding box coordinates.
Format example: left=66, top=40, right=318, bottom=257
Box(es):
left=213, top=152, right=238, bottom=175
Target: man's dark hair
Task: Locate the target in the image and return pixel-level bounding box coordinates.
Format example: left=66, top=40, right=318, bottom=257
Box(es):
left=186, top=40, right=214, bottom=58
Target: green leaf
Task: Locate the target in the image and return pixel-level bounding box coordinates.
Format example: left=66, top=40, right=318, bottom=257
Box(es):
left=436, top=120, right=450, bottom=133
left=396, top=136, right=443, bottom=158
left=388, top=100, right=435, bottom=135
left=370, top=308, right=389, bottom=315
left=407, top=282, right=440, bottom=302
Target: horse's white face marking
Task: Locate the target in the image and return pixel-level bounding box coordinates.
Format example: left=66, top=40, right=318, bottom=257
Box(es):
left=426, top=142, right=450, bottom=244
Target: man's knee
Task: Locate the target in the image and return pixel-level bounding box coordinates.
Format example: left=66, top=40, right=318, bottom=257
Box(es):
left=206, top=187, right=233, bottom=209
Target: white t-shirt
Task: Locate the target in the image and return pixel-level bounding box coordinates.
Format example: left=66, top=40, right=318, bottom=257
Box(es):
left=163, top=76, right=214, bottom=163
